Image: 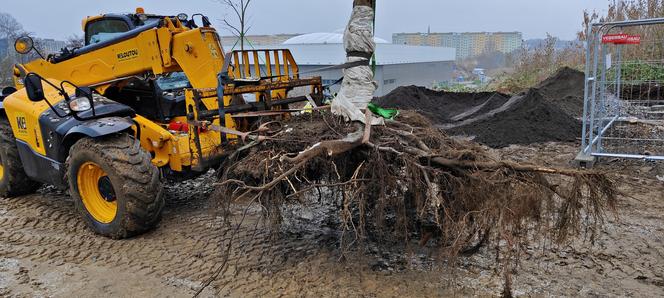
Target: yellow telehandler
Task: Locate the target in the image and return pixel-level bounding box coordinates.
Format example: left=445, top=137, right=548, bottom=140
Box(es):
left=0, top=8, right=323, bottom=238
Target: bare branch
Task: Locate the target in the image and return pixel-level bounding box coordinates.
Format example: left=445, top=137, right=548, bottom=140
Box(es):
left=216, top=0, right=253, bottom=50
left=0, top=13, right=25, bottom=85
left=222, top=19, right=242, bottom=36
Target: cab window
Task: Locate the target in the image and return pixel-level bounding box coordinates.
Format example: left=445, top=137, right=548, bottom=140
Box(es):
left=156, top=72, right=191, bottom=91
left=86, top=19, right=130, bottom=45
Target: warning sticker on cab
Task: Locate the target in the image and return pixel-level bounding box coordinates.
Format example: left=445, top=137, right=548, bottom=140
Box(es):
left=117, top=49, right=139, bottom=61
left=208, top=44, right=219, bottom=59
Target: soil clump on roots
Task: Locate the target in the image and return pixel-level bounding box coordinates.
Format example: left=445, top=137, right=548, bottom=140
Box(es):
left=214, top=110, right=617, bottom=294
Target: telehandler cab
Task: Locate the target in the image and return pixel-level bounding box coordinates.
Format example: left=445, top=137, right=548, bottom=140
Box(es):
left=0, top=8, right=324, bottom=238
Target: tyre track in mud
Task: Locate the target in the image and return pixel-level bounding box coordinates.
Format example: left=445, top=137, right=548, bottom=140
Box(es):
left=2, top=147, right=664, bottom=297
left=504, top=192, right=664, bottom=295
left=0, top=181, right=324, bottom=296
left=492, top=143, right=664, bottom=296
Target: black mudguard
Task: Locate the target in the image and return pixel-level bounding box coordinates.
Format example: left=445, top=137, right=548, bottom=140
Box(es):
left=0, top=87, right=17, bottom=102
left=0, top=87, right=18, bottom=110
left=16, top=99, right=136, bottom=188
left=64, top=117, right=135, bottom=140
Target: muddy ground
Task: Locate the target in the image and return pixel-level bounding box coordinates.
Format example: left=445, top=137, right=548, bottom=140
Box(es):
left=0, top=141, right=662, bottom=297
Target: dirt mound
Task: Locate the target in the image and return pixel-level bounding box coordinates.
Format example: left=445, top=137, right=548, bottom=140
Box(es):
left=536, top=67, right=586, bottom=118
left=447, top=68, right=585, bottom=147
left=374, top=86, right=510, bottom=124
left=374, top=68, right=586, bottom=148
left=448, top=89, right=581, bottom=148
left=375, top=67, right=585, bottom=125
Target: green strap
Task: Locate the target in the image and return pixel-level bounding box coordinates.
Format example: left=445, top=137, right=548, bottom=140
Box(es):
left=367, top=102, right=398, bottom=120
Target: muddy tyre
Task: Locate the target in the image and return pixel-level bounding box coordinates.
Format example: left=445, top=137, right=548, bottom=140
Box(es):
left=67, top=134, right=164, bottom=239
left=0, top=117, right=41, bottom=197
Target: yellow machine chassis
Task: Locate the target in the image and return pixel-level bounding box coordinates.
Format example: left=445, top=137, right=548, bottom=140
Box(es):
left=11, top=13, right=323, bottom=174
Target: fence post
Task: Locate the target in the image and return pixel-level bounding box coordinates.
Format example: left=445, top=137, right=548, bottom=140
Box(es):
left=581, top=25, right=594, bottom=150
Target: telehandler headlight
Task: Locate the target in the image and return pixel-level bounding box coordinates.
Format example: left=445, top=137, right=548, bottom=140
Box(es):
left=69, top=97, right=92, bottom=112
left=177, top=13, right=188, bottom=22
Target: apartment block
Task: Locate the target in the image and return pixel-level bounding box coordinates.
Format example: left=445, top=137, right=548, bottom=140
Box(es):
left=393, top=31, right=523, bottom=60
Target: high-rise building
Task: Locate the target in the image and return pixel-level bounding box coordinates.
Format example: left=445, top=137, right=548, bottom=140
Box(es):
left=36, top=38, right=67, bottom=56
left=393, top=31, right=523, bottom=60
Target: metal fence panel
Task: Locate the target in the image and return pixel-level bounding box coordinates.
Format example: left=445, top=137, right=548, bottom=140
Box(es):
left=577, top=18, right=664, bottom=166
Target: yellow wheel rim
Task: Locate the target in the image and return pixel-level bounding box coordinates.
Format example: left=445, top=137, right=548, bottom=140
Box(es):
left=0, top=159, right=4, bottom=181
left=77, top=162, right=117, bottom=224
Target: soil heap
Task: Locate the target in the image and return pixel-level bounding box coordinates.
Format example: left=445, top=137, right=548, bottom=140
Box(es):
left=373, top=88, right=510, bottom=124
left=446, top=89, right=581, bottom=148
left=536, top=67, right=586, bottom=118
left=374, top=67, right=586, bottom=148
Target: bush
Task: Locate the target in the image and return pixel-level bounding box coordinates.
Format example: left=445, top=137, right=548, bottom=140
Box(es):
left=616, top=61, right=664, bottom=81
left=487, top=35, right=585, bottom=94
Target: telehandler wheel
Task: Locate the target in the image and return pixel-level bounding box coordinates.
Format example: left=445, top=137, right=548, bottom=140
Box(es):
left=0, top=117, right=41, bottom=197
left=67, top=134, right=164, bottom=239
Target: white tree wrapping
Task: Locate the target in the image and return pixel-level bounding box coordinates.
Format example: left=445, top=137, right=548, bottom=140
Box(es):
left=331, top=5, right=380, bottom=124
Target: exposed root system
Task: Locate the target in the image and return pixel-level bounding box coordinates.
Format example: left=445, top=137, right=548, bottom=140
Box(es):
left=214, top=110, right=617, bottom=287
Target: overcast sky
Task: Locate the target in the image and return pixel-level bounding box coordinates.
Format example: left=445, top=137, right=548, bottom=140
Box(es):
left=1, top=0, right=609, bottom=41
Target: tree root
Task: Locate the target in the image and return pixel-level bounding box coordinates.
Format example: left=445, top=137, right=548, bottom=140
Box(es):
left=215, top=110, right=618, bottom=294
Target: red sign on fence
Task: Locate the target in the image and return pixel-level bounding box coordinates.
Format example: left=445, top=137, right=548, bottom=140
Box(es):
left=624, top=35, right=641, bottom=44
left=602, top=34, right=641, bottom=44
left=602, top=34, right=627, bottom=43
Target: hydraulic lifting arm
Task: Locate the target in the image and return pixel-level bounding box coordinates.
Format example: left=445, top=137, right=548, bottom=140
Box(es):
left=14, top=16, right=223, bottom=91
left=13, top=11, right=321, bottom=102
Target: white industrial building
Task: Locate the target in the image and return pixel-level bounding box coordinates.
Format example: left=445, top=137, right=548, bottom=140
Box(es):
left=250, top=33, right=456, bottom=96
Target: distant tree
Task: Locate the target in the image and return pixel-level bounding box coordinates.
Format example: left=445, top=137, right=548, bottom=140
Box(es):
left=491, top=0, right=664, bottom=93
left=0, top=12, right=23, bottom=40
left=459, top=51, right=508, bottom=72
left=65, top=34, right=85, bottom=49
left=0, top=13, right=26, bottom=86
left=578, top=10, right=601, bottom=41
left=0, top=56, right=15, bottom=85
left=579, top=0, right=664, bottom=58
left=580, top=0, right=664, bottom=37
left=493, top=34, right=584, bottom=93
left=216, top=0, right=253, bottom=51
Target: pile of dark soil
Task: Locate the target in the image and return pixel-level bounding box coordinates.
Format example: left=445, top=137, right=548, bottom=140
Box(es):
left=374, top=67, right=586, bottom=148
left=374, top=87, right=510, bottom=124
left=536, top=67, right=586, bottom=118
left=447, top=89, right=581, bottom=148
